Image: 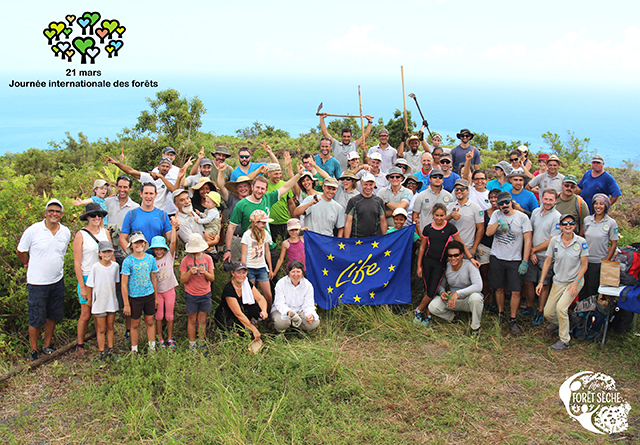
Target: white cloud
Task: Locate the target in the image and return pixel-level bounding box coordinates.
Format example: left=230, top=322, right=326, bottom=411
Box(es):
left=324, top=24, right=400, bottom=58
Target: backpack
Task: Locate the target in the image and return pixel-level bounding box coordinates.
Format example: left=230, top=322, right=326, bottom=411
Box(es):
left=614, top=244, right=640, bottom=286
left=571, top=295, right=609, bottom=340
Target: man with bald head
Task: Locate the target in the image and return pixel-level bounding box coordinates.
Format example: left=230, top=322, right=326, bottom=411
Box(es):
left=414, top=152, right=434, bottom=193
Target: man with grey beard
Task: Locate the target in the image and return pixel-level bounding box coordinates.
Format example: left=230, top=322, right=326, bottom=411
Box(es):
left=171, top=189, right=216, bottom=249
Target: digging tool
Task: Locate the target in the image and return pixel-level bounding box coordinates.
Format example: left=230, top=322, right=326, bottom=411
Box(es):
left=401, top=66, right=408, bottom=131
left=408, top=93, right=434, bottom=139
left=315, top=102, right=365, bottom=118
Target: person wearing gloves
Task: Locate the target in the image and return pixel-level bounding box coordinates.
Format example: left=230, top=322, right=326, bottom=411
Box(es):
left=428, top=241, right=484, bottom=337
left=485, top=191, right=532, bottom=336
left=536, top=214, right=589, bottom=351
left=271, top=261, right=320, bottom=333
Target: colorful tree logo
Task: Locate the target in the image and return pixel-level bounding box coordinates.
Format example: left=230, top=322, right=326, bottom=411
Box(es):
left=44, top=12, right=126, bottom=64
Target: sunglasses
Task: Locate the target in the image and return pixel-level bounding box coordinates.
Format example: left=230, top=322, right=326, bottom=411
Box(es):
left=431, top=175, right=444, bottom=180
left=560, top=220, right=576, bottom=226
left=87, top=213, right=103, bottom=219
left=239, top=155, right=250, bottom=159
left=563, top=183, right=575, bottom=188
left=454, top=188, right=467, bottom=192
left=439, top=160, right=451, bottom=164
left=498, top=200, right=512, bottom=206
left=405, top=181, right=419, bottom=186
left=510, top=158, right=519, bottom=162
left=448, top=253, right=462, bottom=258
left=389, top=175, right=403, bottom=180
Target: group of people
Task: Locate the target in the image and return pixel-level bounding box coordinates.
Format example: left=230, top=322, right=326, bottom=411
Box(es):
left=17, top=119, right=623, bottom=361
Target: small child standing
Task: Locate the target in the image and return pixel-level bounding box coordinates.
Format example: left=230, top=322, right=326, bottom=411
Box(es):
left=149, top=219, right=179, bottom=350
left=180, top=234, right=215, bottom=354
left=273, top=218, right=306, bottom=275
left=72, top=179, right=110, bottom=225
left=241, top=210, right=274, bottom=308
left=194, top=191, right=222, bottom=243
left=86, top=241, right=120, bottom=362
left=121, top=232, right=158, bottom=355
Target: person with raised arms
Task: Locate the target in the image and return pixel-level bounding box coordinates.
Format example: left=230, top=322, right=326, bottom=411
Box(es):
left=319, top=113, right=374, bottom=172
left=229, top=145, right=279, bottom=182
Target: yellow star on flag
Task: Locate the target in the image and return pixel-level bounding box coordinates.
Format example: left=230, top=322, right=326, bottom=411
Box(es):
left=384, top=250, right=391, bottom=257
left=384, top=281, right=389, bottom=287
left=354, top=295, right=361, bottom=303
left=339, top=294, right=343, bottom=299
left=369, top=291, right=375, bottom=299
left=355, top=240, right=362, bottom=245
left=327, top=254, right=334, bottom=261
left=327, top=286, right=333, bottom=294
left=371, top=241, right=379, bottom=249
left=388, top=264, right=395, bottom=272
left=322, top=268, right=328, bottom=276
left=338, top=242, right=345, bottom=250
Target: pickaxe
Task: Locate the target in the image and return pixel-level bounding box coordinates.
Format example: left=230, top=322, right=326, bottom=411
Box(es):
left=316, top=102, right=365, bottom=118
left=408, top=93, right=434, bottom=139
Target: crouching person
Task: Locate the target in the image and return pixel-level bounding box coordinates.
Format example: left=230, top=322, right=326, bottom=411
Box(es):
left=429, top=241, right=484, bottom=337
left=271, top=261, right=320, bottom=333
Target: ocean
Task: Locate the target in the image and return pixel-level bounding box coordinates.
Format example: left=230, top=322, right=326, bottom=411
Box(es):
left=2, top=75, right=638, bottom=167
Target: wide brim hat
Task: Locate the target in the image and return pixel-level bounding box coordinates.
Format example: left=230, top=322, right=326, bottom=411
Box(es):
left=386, top=166, right=405, bottom=180
left=149, top=235, right=169, bottom=250
left=406, top=135, right=420, bottom=144
left=506, top=168, right=530, bottom=185
left=191, top=176, right=217, bottom=192
left=394, top=158, right=411, bottom=174
left=213, top=145, right=232, bottom=157
left=456, top=129, right=475, bottom=140
left=79, top=202, right=108, bottom=221
left=225, top=175, right=253, bottom=196
left=339, top=170, right=360, bottom=181
left=298, top=172, right=318, bottom=187
left=127, top=232, right=149, bottom=254
left=403, top=174, right=420, bottom=187
left=185, top=233, right=208, bottom=253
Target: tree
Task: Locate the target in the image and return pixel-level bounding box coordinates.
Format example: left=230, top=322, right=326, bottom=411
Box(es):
left=385, top=109, right=416, bottom=148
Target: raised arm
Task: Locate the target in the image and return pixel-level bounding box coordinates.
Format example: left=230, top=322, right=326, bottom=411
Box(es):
left=262, top=143, right=279, bottom=164
left=191, top=146, right=205, bottom=176
left=354, top=115, right=374, bottom=147
left=106, top=156, right=142, bottom=180
left=462, top=147, right=474, bottom=183
left=216, top=162, right=230, bottom=202
left=278, top=164, right=304, bottom=199
left=319, top=113, right=334, bottom=141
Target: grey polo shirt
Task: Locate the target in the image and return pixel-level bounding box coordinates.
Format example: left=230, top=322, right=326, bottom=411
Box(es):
left=530, top=207, right=562, bottom=260
left=331, top=140, right=359, bottom=173
left=446, top=199, right=484, bottom=249
left=367, top=145, right=397, bottom=175
left=545, top=234, right=589, bottom=284
left=402, top=149, right=424, bottom=175
left=301, top=196, right=346, bottom=236
left=529, top=172, right=565, bottom=204
left=413, top=187, right=454, bottom=232
left=175, top=211, right=205, bottom=245
left=377, top=185, right=412, bottom=227
left=334, top=186, right=359, bottom=210
left=583, top=214, right=619, bottom=263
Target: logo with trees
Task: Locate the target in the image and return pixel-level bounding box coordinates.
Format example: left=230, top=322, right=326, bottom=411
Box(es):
left=43, top=12, right=126, bottom=64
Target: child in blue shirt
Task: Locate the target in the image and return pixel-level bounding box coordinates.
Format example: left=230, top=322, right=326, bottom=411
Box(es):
left=72, top=179, right=110, bottom=225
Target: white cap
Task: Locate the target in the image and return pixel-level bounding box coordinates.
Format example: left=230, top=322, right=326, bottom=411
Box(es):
left=347, top=151, right=360, bottom=161
left=369, top=152, right=383, bottom=161
left=392, top=208, right=408, bottom=218
left=360, top=172, right=376, bottom=183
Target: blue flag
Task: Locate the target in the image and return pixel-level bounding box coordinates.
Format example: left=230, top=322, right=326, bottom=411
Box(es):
left=305, top=225, right=414, bottom=310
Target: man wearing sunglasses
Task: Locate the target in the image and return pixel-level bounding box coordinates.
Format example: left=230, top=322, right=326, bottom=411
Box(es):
left=555, top=175, right=589, bottom=236
left=446, top=179, right=484, bottom=256
left=451, top=128, right=481, bottom=175
left=486, top=161, right=513, bottom=193
left=229, top=147, right=279, bottom=182
left=485, top=191, right=532, bottom=336
left=438, top=153, right=461, bottom=193
left=378, top=167, right=412, bottom=227
left=412, top=168, right=453, bottom=234
left=17, top=199, right=71, bottom=361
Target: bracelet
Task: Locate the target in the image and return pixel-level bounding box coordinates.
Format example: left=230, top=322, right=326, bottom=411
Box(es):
left=573, top=278, right=581, bottom=283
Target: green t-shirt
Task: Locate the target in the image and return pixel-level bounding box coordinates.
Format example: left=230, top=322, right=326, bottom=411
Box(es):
left=230, top=190, right=280, bottom=249
left=267, top=180, right=293, bottom=225
left=387, top=227, right=420, bottom=243
left=555, top=194, right=589, bottom=234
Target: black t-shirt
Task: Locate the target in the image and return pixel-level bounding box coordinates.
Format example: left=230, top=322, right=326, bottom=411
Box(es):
left=345, top=194, right=385, bottom=238
left=422, top=221, right=458, bottom=263
left=214, top=280, right=257, bottom=328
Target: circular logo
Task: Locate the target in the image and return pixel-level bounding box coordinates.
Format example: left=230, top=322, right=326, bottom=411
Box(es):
left=603, top=224, right=609, bottom=231
left=559, top=371, right=631, bottom=434
left=574, top=243, right=580, bottom=251
left=443, top=197, right=450, bottom=203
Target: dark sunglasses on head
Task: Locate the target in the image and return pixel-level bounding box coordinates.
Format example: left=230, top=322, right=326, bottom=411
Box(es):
left=431, top=175, right=444, bottom=180
left=498, top=200, right=511, bottom=206
left=560, top=220, right=576, bottom=226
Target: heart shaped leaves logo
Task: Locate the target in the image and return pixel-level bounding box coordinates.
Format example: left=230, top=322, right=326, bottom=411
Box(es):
left=44, top=11, right=126, bottom=64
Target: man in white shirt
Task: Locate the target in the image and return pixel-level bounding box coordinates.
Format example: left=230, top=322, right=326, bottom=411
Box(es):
left=17, top=199, right=72, bottom=361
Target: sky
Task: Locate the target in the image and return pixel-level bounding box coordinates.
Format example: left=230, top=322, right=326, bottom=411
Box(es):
left=1, top=0, right=639, bottom=159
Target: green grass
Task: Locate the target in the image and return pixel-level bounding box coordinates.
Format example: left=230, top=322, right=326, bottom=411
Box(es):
left=0, top=306, right=638, bottom=444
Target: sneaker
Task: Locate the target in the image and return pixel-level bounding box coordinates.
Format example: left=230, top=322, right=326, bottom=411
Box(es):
left=28, top=350, right=39, bottom=361
left=76, top=345, right=86, bottom=360
left=413, top=310, right=424, bottom=325
left=158, top=340, right=166, bottom=349
left=509, top=320, right=522, bottom=336
left=520, top=307, right=535, bottom=317
left=451, top=314, right=460, bottom=325
left=498, top=312, right=507, bottom=325
left=486, top=304, right=499, bottom=314
left=545, top=323, right=559, bottom=332
left=167, top=339, right=177, bottom=350
left=532, top=312, right=544, bottom=327
left=98, top=352, right=106, bottom=366
left=106, top=348, right=120, bottom=363
left=471, top=328, right=480, bottom=338
left=42, top=345, right=56, bottom=355
left=551, top=340, right=570, bottom=351
left=199, top=343, right=209, bottom=357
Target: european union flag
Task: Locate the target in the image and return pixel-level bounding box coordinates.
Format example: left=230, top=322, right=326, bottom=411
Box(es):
left=305, top=225, right=414, bottom=310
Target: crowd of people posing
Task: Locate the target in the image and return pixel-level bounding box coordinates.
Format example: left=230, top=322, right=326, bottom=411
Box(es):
left=17, top=120, right=623, bottom=361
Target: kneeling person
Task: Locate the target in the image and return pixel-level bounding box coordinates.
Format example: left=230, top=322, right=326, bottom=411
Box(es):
left=271, top=261, right=320, bottom=332
left=429, top=241, right=484, bottom=336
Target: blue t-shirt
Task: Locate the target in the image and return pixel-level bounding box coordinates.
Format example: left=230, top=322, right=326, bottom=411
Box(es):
left=230, top=163, right=266, bottom=181
left=121, top=254, right=158, bottom=297
left=314, top=154, right=341, bottom=179
left=486, top=179, right=512, bottom=193
left=451, top=145, right=481, bottom=174
left=442, top=172, right=461, bottom=193
left=510, top=189, right=539, bottom=213
left=91, top=196, right=109, bottom=225
left=121, top=207, right=172, bottom=246
left=415, top=170, right=431, bottom=193
left=577, top=170, right=622, bottom=213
